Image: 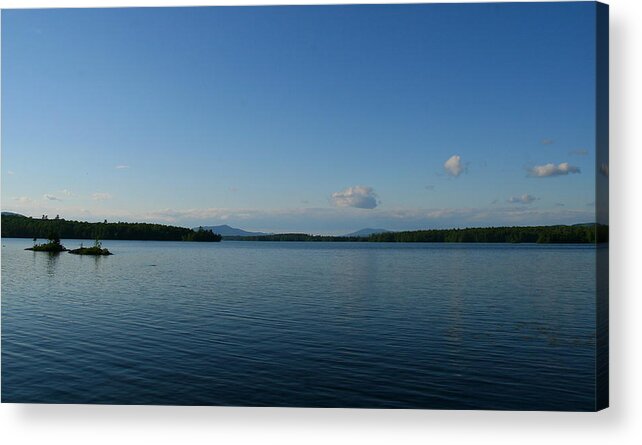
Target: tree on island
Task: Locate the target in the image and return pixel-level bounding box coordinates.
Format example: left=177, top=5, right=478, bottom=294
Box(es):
left=48, top=231, right=61, bottom=245
left=26, top=231, right=67, bottom=252
left=68, top=233, right=112, bottom=256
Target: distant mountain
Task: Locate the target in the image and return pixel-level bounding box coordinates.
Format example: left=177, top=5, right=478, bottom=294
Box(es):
left=197, top=224, right=271, bottom=237
left=343, top=228, right=391, bottom=237
left=1, top=211, right=24, bottom=217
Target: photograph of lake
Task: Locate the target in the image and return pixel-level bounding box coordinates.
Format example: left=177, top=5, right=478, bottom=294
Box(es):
left=1, top=2, right=608, bottom=411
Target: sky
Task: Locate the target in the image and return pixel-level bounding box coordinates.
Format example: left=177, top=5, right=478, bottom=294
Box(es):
left=1, top=3, right=600, bottom=234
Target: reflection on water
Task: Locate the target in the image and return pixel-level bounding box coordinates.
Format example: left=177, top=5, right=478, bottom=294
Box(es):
left=2, top=239, right=597, bottom=410
left=43, top=251, right=62, bottom=277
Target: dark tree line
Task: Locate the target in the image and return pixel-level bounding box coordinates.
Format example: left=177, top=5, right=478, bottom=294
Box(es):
left=367, top=225, right=605, bottom=243
left=2, top=214, right=606, bottom=244
left=225, top=233, right=367, bottom=242
left=184, top=227, right=223, bottom=242
left=1, top=215, right=222, bottom=242
left=226, top=224, right=607, bottom=244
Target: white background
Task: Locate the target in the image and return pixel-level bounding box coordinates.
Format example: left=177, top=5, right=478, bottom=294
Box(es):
left=0, top=0, right=640, bottom=444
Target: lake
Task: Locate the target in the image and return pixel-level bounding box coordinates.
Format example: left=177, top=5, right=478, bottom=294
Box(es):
left=1, top=238, right=597, bottom=410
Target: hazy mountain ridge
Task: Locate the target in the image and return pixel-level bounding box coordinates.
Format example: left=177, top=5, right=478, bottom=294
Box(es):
left=343, top=228, right=391, bottom=237
left=197, top=224, right=271, bottom=237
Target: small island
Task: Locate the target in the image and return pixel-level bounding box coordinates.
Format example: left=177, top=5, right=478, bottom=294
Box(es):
left=69, top=240, right=112, bottom=256
left=25, top=234, right=68, bottom=252
left=24, top=232, right=112, bottom=255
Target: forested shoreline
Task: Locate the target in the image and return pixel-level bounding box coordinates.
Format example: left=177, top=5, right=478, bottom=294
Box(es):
left=2, top=214, right=607, bottom=244
left=226, top=224, right=607, bottom=243
left=1, top=214, right=222, bottom=242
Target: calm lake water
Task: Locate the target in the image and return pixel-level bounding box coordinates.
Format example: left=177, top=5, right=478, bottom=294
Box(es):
left=1, top=238, right=597, bottom=410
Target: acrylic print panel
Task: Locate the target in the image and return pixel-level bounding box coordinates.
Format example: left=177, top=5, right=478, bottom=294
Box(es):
left=0, top=2, right=608, bottom=411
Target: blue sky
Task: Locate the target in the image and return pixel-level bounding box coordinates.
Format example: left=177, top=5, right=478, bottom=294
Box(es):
left=2, top=3, right=599, bottom=234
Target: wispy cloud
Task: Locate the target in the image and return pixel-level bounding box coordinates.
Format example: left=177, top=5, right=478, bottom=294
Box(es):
left=569, top=149, right=588, bottom=156
left=138, top=205, right=594, bottom=234
left=331, top=186, right=379, bottom=209
left=44, top=194, right=62, bottom=201
left=4, top=204, right=593, bottom=235
left=7, top=170, right=15, bottom=176
left=115, top=164, right=130, bottom=169
left=444, top=155, right=464, bottom=177
left=529, top=162, right=580, bottom=177
left=541, top=139, right=554, bottom=145
left=507, top=194, right=537, bottom=204
left=425, top=185, right=435, bottom=191
left=12, top=196, right=34, bottom=204
left=91, top=192, right=113, bottom=201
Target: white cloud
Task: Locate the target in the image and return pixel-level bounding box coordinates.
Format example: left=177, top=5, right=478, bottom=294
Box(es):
left=569, top=149, right=588, bottom=156
left=44, top=194, right=62, bottom=201
left=91, top=192, right=113, bottom=201
left=529, top=162, right=580, bottom=177
left=507, top=194, right=537, bottom=204
left=115, top=164, right=130, bottom=169
left=331, top=186, right=379, bottom=209
left=444, top=155, right=464, bottom=177
left=7, top=170, right=15, bottom=176
left=541, top=139, right=554, bottom=145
